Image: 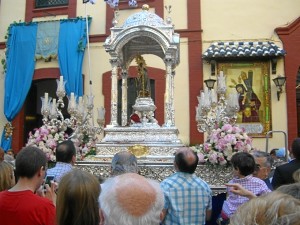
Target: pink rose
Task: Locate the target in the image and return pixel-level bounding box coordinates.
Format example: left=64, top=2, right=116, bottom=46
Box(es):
left=40, top=127, right=49, bottom=135
left=197, top=153, right=206, bottom=163
left=222, top=124, right=233, bottom=132
left=208, top=152, right=218, bottom=164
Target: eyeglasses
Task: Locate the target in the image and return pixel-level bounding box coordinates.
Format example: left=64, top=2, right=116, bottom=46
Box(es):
left=255, top=164, right=266, bottom=171
left=255, top=164, right=261, bottom=171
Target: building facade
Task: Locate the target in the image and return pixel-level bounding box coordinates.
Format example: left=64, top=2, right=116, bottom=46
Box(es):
left=0, top=0, right=299, bottom=153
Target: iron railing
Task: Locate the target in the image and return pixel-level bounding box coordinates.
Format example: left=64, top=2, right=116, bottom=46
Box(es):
left=35, top=0, right=69, bottom=8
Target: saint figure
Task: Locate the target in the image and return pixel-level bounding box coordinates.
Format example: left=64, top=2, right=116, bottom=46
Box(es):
left=135, top=55, right=151, bottom=97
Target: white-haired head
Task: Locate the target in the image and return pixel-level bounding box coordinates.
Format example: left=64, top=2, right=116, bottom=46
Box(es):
left=99, top=173, right=164, bottom=225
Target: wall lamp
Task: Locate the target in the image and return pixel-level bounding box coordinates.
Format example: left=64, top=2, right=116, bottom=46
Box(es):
left=273, top=75, right=286, bottom=101
left=204, top=78, right=216, bottom=90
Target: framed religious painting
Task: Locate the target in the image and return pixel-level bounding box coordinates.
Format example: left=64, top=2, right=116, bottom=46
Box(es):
left=217, top=62, right=271, bottom=137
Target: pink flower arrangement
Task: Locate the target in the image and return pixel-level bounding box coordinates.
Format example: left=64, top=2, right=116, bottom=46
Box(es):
left=191, top=124, right=253, bottom=166
left=26, top=125, right=68, bottom=162
left=26, top=125, right=97, bottom=161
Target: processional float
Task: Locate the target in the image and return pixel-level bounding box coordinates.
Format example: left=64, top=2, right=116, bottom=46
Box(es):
left=96, top=4, right=182, bottom=157
left=78, top=5, right=230, bottom=192
left=78, top=4, right=184, bottom=179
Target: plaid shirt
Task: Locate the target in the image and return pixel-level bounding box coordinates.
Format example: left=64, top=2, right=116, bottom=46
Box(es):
left=46, top=162, right=73, bottom=182
left=222, top=175, right=271, bottom=218
left=160, top=172, right=212, bottom=225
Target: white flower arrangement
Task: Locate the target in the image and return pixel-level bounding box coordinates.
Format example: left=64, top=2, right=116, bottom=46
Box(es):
left=191, top=124, right=253, bottom=166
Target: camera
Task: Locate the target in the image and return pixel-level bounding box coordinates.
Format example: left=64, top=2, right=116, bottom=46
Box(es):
left=44, top=175, right=55, bottom=189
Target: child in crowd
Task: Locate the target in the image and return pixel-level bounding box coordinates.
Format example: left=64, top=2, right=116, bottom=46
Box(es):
left=219, top=152, right=271, bottom=225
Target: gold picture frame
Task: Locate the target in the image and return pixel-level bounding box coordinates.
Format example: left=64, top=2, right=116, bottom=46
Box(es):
left=218, top=62, right=271, bottom=137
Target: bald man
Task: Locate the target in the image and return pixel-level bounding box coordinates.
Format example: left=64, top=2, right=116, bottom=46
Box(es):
left=160, top=147, right=212, bottom=225
left=99, top=173, right=164, bottom=225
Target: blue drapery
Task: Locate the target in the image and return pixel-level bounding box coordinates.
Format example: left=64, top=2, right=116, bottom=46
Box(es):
left=58, top=18, right=89, bottom=97
left=1, top=24, right=37, bottom=151
left=1, top=18, right=89, bottom=151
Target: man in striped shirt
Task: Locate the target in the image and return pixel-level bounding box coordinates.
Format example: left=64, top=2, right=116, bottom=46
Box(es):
left=160, top=147, right=212, bottom=225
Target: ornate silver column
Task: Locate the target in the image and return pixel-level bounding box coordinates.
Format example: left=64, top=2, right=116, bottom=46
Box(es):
left=170, top=70, right=175, bottom=126
left=109, top=58, right=119, bottom=126
left=164, top=58, right=173, bottom=127
left=121, top=70, right=128, bottom=126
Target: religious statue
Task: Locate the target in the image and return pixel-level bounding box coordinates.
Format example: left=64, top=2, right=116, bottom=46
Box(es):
left=135, top=55, right=151, bottom=98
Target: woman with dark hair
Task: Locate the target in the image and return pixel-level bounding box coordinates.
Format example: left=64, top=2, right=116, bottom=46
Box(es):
left=56, top=169, right=100, bottom=225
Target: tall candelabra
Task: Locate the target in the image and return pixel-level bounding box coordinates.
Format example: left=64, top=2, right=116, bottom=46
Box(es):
left=196, top=71, right=240, bottom=134
left=41, top=76, right=105, bottom=141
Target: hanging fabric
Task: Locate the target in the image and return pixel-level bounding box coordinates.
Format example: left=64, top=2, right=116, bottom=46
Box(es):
left=35, top=21, right=60, bottom=61
left=58, top=18, right=90, bottom=97
left=1, top=23, right=37, bottom=150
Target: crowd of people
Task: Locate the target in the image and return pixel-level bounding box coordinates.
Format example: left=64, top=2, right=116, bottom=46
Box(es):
left=0, top=138, right=300, bottom=225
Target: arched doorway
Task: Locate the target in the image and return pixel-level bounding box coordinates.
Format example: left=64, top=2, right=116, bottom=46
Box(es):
left=12, top=68, right=61, bottom=153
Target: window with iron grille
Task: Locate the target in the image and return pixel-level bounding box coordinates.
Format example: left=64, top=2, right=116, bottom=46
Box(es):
left=35, top=0, right=69, bottom=8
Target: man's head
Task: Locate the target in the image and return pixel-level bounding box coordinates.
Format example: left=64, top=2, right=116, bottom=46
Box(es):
left=231, top=191, right=300, bottom=225
left=174, top=147, right=198, bottom=174
left=15, top=146, right=47, bottom=189
left=231, top=152, right=255, bottom=177
left=291, top=138, right=300, bottom=160
left=56, top=140, right=76, bottom=164
left=251, top=150, right=273, bottom=180
left=293, top=168, right=300, bottom=182
left=111, top=151, right=138, bottom=176
left=277, top=182, right=300, bottom=200
left=99, top=173, right=164, bottom=225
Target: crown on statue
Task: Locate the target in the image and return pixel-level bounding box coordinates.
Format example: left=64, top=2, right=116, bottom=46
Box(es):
left=135, top=55, right=146, bottom=67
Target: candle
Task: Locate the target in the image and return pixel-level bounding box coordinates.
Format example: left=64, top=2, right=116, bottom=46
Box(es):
left=70, top=92, right=75, bottom=108
left=50, top=99, right=56, bottom=116
left=44, top=92, right=48, bottom=105
left=77, top=96, right=84, bottom=115
left=196, top=106, right=199, bottom=120
left=97, top=107, right=106, bottom=120
left=211, top=89, right=217, bottom=104
left=78, top=96, right=83, bottom=107
left=234, top=92, right=240, bottom=109
left=87, top=94, right=94, bottom=106
left=217, top=71, right=226, bottom=92
left=59, top=76, right=63, bottom=89
left=200, top=91, right=205, bottom=104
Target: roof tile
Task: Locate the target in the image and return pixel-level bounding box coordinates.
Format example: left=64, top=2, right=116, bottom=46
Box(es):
left=203, top=41, right=286, bottom=59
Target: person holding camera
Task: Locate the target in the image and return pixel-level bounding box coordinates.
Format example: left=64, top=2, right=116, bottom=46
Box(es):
left=0, top=146, right=56, bottom=225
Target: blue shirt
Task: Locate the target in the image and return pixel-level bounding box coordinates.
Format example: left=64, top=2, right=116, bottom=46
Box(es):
left=46, top=162, right=73, bottom=182
left=160, top=172, right=212, bottom=225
